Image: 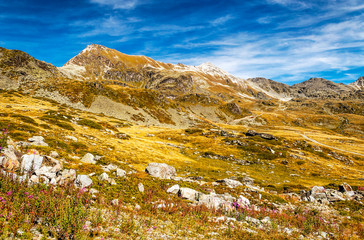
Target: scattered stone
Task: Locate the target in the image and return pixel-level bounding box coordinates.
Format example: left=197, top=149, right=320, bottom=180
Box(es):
left=21, top=154, right=43, bottom=172
left=35, top=166, right=56, bottom=179
left=1, top=146, right=20, bottom=171
left=111, top=199, right=119, bottom=206
left=145, top=162, right=176, bottom=179
left=30, top=175, right=39, bottom=183
left=339, top=183, right=353, bottom=193
left=75, top=175, right=93, bottom=188
left=81, top=153, right=96, bottom=164
left=237, top=195, right=250, bottom=206
left=65, top=135, right=78, bottom=142
left=49, top=151, right=59, bottom=158
left=99, top=173, right=109, bottom=182
left=116, top=168, right=126, bottom=177
left=325, top=189, right=345, bottom=202
left=138, top=183, right=144, bottom=193
left=245, top=130, right=276, bottom=140
left=167, top=184, right=180, bottom=194
left=109, top=179, right=117, bottom=185
left=58, top=169, right=77, bottom=185
left=28, top=136, right=48, bottom=146
left=179, top=187, right=199, bottom=201
left=216, top=178, right=243, bottom=188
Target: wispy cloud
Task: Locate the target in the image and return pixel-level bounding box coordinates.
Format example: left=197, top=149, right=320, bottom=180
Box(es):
left=74, top=16, right=140, bottom=37
left=266, top=0, right=313, bottom=10
left=163, top=16, right=364, bottom=83
left=210, top=15, right=234, bottom=26
left=90, top=0, right=140, bottom=10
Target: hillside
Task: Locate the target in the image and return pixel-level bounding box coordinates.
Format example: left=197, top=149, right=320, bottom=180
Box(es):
left=0, top=45, right=363, bottom=239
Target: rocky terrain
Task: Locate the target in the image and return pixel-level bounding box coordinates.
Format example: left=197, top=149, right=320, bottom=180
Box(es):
left=0, top=45, right=363, bottom=239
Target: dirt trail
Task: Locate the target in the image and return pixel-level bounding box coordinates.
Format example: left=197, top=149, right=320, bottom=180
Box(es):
left=300, top=133, right=364, bottom=157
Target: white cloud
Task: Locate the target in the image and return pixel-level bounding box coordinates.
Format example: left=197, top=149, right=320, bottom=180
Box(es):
left=210, top=15, right=234, bottom=26
left=74, top=16, right=140, bottom=37
left=266, top=0, right=312, bottom=9
left=162, top=16, right=364, bottom=83
left=139, top=25, right=205, bottom=36
left=90, top=0, right=140, bottom=9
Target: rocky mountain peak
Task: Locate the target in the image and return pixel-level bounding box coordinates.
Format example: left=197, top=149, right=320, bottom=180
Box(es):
left=349, top=76, right=364, bottom=90
left=81, top=44, right=107, bottom=53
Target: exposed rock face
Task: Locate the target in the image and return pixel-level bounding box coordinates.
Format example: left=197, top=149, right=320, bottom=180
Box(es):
left=248, top=77, right=292, bottom=100
left=145, top=162, right=176, bottom=179
left=225, top=102, right=242, bottom=115
left=349, top=76, right=364, bottom=90
left=198, top=193, right=235, bottom=209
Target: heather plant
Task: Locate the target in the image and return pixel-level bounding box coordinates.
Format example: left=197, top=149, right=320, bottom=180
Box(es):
left=0, top=174, right=91, bottom=239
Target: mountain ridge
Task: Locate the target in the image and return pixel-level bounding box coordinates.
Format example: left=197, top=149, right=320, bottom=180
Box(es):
left=0, top=45, right=363, bottom=127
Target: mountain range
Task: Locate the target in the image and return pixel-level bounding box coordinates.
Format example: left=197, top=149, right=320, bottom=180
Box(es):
left=0, top=44, right=363, bottom=126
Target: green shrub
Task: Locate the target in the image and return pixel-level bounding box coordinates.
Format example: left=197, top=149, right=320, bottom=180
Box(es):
left=185, top=128, right=203, bottom=135
left=10, top=114, right=38, bottom=126
left=78, top=119, right=102, bottom=130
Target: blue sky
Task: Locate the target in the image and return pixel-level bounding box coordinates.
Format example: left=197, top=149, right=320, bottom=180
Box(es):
left=0, top=0, right=363, bottom=84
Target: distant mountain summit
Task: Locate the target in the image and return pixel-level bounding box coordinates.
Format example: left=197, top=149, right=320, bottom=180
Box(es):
left=349, top=76, right=364, bottom=90
left=291, top=77, right=356, bottom=99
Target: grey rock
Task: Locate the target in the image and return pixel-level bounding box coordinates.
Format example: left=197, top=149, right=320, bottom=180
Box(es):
left=237, top=195, right=250, bottom=206
left=0, top=145, right=19, bottom=171
left=75, top=175, right=93, bottom=188
left=99, top=172, right=109, bottom=181
left=167, top=184, right=180, bottom=194
left=145, top=162, right=176, bottom=179
left=28, top=136, right=48, bottom=146
left=35, top=166, right=56, bottom=179
left=81, top=153, right=96, bottom=164
left=216, top=178, right=243, bottom=188
left=58, top=169, right=77, bottom=185
left=65, top=135, right=78, bottom=142
left=198, top=193, right=225, bottom=209
left=111, top=199, right=119, bottom=206
left=179, top=187, right=199, bottom=201
left=138, top=183, right=144, bottom=193
left=50, top=151, right=59, bottom=158
left=116, top=168, right=126, bottom=177
left=21, top=154, right=43, bottom=172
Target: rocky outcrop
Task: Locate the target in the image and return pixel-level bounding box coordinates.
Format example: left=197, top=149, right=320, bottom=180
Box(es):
left=245, top=130, right=276, bottom=140
left=145, top=162, right=176, bottom=179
